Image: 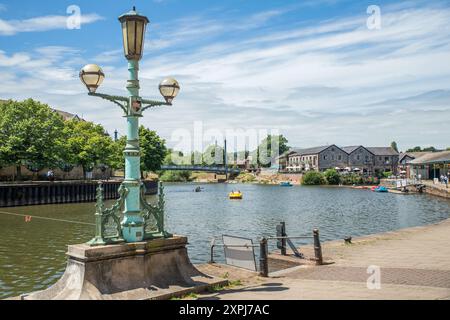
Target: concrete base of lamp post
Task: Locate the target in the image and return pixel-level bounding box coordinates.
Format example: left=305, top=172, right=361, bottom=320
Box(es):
left=21, top=236, right=227, bottom=300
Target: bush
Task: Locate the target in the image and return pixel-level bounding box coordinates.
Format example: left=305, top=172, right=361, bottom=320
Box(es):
left=340, top=173, right=364, bottom=185
left=237, top=173, right=256, bottom=183
left=382, top=171, right=392, bottom=179
left=159, top=170, right=192, bottom=182
left=324, top=169, right=341, bottom=185
left=302, top=171, right=326, bottom=185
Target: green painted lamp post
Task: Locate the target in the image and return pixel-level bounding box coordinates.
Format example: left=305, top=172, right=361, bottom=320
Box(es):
left=79, top=7, right=180, bottom=244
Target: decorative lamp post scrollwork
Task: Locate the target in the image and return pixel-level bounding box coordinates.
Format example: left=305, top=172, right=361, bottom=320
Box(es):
left=80, top=7, right=180, bottom=244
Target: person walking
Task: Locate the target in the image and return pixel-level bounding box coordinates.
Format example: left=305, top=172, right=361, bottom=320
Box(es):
left=47, top=169, right=55, bottom=182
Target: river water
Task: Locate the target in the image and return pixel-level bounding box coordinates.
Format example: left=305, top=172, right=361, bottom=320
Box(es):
left=1, top=182, right=449, bottom=299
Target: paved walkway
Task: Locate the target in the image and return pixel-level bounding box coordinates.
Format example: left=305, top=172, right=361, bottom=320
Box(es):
left=196, top=218, right=450, bottom=300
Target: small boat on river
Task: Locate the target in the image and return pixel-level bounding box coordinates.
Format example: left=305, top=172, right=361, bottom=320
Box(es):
left=280, top=181, right=293, bottom=187
left=372, top=186, right=388, bottom=192
left=229, top=191, right=243, bottom=199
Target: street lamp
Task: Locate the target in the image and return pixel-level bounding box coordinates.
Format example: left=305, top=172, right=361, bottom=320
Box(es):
left=80, top=7, right=180, bottom=245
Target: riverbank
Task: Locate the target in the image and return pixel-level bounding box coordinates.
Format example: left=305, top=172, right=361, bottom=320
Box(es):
left=196, top=217, right=450, bottom=300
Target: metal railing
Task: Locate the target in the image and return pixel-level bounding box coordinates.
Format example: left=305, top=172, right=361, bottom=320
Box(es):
left=208, top=226, right=323, bottom=278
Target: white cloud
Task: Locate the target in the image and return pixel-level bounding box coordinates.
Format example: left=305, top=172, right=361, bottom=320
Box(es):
left=0, top=13, right=104, bottom=35
left=1, top=3, right=450, bottom=152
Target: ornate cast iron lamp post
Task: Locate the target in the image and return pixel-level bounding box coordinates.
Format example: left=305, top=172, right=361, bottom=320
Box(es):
left=79, top=7, right=180, bottom=244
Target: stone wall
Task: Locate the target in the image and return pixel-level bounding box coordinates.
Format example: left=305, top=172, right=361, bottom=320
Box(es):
left=318, top=146, right=348, bottom=170
left=348, top=147, right=373, bottom=169
left=0, top=165, right=111, bottom=181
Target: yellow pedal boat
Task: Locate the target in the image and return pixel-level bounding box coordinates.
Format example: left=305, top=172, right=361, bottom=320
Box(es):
left=229, top=191, right=243, bottom=199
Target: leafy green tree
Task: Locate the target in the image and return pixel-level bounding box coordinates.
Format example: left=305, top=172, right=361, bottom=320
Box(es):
left=390, top=141, right=399, bottom=152
left=406, top=146, right=438, bottom=152
left=256, top=134, right=290, bottom=167
left=0, top=99, right=65, bottom=180
left=324, top=168, right=341, bottom=185
left=302, top=171, right=326, bottom=185
left=62, top=119, right=114, bottom=178
left=159, top=170, right=191, bottom=182
left=203, top=144, right=224, bottom=165
left=112, top=126, right=167, bottom=178
left=406, top=146, right=422, bottom=152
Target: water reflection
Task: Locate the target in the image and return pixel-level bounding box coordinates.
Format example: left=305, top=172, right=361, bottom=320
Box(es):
left=0, top=183, right=449, bottom=298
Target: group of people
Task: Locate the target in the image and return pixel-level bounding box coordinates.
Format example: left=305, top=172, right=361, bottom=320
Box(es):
left=439, top=174, right=449, bottom=187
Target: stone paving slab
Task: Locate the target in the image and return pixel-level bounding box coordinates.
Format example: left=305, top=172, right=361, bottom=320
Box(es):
left=196, top=218, right=450, bottom=300
left=283, top=266, right=450, bottom=288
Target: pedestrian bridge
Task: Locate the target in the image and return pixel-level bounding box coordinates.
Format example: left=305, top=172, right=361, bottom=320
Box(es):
left=160, top=165, right=241, bottom=174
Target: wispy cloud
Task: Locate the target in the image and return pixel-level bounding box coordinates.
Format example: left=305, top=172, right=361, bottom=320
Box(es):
left=1, top=2, right=450, bottom=151
left=0, top=13, right=104, bottom=36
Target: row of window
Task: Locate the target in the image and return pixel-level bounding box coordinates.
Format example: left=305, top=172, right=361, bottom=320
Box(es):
left=288, top=154, right=393, bottom=164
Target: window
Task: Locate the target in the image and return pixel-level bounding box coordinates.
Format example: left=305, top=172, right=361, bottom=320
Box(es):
left=338, top=155, right=342, bottom=160
left=357, top=155, right=360, bottom=160
left=331, top=155, right=335, bottom=160
left=323, top=155, right=327, bottom=160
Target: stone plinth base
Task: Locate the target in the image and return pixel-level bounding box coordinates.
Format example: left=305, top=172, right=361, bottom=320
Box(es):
left=23, top=236, right=227, bottom=300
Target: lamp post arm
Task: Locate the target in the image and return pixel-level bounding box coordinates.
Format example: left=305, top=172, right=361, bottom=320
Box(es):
left=88, top=92, right=128, bottom=114
left=140, top=98, right=171, bottom=112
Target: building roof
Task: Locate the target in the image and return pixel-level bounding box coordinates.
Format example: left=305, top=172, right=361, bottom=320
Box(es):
left=293, top=145, right=332, bottom=155
left=283, top=145, right=399, bottom=157
left=409, top=151, right=450, bottom=164
left=341, top=146, right=361, bottom=154
left=276, top=148, right=303, bottom=159
left=399, top=151, right=432, bottom=162
left=366, top=147, right=399, bottom=156
left=1, top=99, right=82, bottom=121
left=53, top=109, right=81, bottom=121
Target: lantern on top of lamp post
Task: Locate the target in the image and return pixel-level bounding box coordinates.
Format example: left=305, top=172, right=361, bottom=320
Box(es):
left=79, top=7, right=180, bottom=245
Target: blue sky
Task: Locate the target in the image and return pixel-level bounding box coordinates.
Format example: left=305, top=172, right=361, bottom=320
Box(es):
left=1, top=0, right=449, bottom=152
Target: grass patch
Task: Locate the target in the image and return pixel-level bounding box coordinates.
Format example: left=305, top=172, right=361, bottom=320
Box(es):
left=170, top=292, right=198, bottom=300
left=207, top=279, right=242, bottom=293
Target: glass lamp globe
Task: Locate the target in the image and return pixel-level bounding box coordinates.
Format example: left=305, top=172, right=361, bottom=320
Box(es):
left=79, top=64, right=105, bottom=93
left=159, top=78, right=180, bottom=104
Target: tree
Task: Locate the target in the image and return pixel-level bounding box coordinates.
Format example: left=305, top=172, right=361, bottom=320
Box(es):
left=324, top=168, right=341, bottom=185
left=256, top=134, right=290, bottom=167
left=0, top=99, right=66, bottom=180
left=302, top=171, right=326, bottom=185
left=139, top=126, right=167, bottom=177
left=390, top=141, right=399, bottom=152
left=406, top=146, right=422, bottom=152
left=113, top=126, right=167, bottom=178
left=62, top=119, right=114, bottom=178
left=406, top=146, right=438, bottom=152
left=202, top=144, right=224, bottom=165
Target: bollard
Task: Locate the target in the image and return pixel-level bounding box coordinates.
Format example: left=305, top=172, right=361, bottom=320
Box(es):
left=313, top=229, right=323, bottom=265
left=281, top=221, right=287, bottom=256
left=259, top=237, right=269, bottom=277
left=209, top=238, right=216, bottom=264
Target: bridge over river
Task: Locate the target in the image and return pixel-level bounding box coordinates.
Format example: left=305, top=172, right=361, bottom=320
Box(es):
left=160, top=165, right=240, bottom=175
